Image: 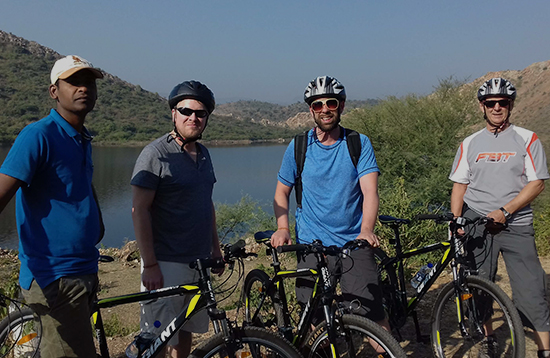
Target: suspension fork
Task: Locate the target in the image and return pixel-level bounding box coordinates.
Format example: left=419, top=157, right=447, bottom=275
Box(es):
left=451, top=261, right=485, bottom=339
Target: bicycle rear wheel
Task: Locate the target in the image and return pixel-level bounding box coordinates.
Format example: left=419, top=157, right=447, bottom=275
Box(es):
left=243, top=269, right=285, bottom=333
left=0, top=307, right=41, bottom=358
left=189, top=326, right=301, bottom=358
left=431, top=275, right=525, bottom=358
left=303, top=314, right=406, bottom=358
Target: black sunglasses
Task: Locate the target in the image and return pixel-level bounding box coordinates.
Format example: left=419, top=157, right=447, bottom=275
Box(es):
left=176, top=107, right=208, bottom=118
left=483, top=99, right=511, bottom=108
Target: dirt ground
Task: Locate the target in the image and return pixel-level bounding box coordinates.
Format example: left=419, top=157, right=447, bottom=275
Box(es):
left=96, top=244, right=550, bottom=358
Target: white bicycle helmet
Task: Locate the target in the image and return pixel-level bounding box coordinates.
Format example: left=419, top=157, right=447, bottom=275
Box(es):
left=304, top=76, right=346, bottom=104
left=477, top=78, right=516, bottom=102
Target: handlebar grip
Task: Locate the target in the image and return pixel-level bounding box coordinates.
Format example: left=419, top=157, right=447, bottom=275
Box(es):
left=228, top=239, right=246, bottom=257
left=276, top=244, right=308, bottom=254
left=415, top=214, right=441, bottom=220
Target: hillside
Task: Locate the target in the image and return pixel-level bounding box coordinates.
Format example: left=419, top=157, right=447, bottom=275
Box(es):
left=0, top=31, right=306, bottom=145
left=1, top=30, right=548, bottom=146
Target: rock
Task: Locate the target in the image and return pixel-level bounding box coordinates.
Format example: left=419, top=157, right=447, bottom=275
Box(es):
left=118, top=240, right=140, bottom=262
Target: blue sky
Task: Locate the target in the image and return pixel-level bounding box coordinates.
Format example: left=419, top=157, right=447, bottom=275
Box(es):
left=1, top=1, right=549, bottom=104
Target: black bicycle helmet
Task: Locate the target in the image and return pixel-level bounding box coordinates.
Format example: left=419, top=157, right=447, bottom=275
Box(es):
left=477, top=78, right=517, bottom=102
left=168, top=80, right=215, bottom=113
left=304, top=76, right=346, bottom=105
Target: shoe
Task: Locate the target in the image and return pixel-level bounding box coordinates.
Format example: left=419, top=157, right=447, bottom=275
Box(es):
left=478, top=336, right=498, bottom=358
left=538, top=350, right=550, bottom=358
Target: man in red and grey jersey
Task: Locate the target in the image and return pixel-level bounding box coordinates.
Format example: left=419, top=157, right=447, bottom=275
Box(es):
left=450, top=77, right=550, bottom=358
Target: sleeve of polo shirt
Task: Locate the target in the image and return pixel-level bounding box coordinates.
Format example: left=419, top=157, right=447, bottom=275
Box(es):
left=525, top=134, right=550, bottom=181
left=357, top=135, right=380, bottom=178
left=130, top=145, right=162, bottom=190
left=277, top=141, right=297, bottom=187
left=0, top=125, right=46, bottom=186
left=449, top=141, right=470, bottom=184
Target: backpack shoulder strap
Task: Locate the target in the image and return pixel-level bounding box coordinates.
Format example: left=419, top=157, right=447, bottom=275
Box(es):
left=294, top=130, right=309, bottom=208
left=344, top=128, right=361, bottom=167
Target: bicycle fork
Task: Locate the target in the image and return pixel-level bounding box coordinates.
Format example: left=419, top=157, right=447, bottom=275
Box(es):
left=451, top=263, right=485, bottom=340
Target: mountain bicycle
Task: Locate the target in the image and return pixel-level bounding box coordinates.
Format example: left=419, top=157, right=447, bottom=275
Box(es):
left=0, top=292, right=41, bottom=358
left=243, top=231, right=407, bottom=358
left=0, top=241, right=302, bottom=358
left=376, top=213, right=525, bottom=358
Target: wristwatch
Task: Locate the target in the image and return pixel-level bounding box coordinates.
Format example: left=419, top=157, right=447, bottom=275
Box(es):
left=499, top=207, right=512, bottom=221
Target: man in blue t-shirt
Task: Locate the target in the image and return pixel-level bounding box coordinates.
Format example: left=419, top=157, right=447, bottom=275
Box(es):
left=0, top=55, right=104, bottom=358
left=271, top=76, right=390, bottom=338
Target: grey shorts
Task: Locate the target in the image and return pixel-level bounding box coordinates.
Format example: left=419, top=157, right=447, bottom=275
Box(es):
left=22, top=274, right=99, bottom=358
left=140, top=260, right=209, bottom=346
left=464, top=207, right=550, bottom=332
left=295, top=246, right=385, bottom=322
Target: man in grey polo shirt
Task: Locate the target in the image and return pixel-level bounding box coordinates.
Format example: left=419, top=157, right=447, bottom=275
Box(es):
left=131, top=80, right=223, bottom=358
left=450, top=78, right=550, bottom=358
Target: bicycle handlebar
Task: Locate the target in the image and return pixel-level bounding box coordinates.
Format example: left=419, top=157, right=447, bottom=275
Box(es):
left=275, top=239, right=370, bottom=256
left=189, top=239, right=255, bottom=270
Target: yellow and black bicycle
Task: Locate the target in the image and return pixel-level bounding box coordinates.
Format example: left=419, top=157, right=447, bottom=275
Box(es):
left=0, top=241, right=302, bottom=358
left=376, top=213, right=525, bottom=358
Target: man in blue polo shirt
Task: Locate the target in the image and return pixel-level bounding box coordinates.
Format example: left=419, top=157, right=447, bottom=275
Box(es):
left=0, top=55, right=104, bottom=358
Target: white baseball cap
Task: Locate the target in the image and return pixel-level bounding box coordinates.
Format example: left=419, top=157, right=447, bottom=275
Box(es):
left=50, top=55, right=103, bottom=85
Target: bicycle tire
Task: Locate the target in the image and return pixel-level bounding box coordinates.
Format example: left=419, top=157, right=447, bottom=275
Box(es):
left=243, top=269, right=285, bottom=332
left=431, top=275, right=525, bottom=358
left=0, top=307, right=41, bottom=358
left=189, top=326, right=302, bottom=358
left=302, top=314, right=406, bottom=358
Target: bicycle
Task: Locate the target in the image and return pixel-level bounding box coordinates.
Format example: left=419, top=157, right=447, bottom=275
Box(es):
left=0, top=241, right=302, bottom=358
left=376, top=213, right=525, bottom=358
left=243, top=231, right=407, bottom=358
left=0, top=292, right=41, bottom=358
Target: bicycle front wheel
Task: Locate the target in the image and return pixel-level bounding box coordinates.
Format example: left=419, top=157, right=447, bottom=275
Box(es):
left=189, top=326, right=301, bottom=358
left=243, top=269, right=285, bottom=333
left=0, top=307, right=41, bottom=358
left=303, top=314, right=406, bottom=358
left=431, top=275, right=525, bottom=358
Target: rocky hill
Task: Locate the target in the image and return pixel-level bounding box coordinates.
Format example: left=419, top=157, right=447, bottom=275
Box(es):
left=1, top=30, right=548, bottom=146
left=0, top=31, right=302, bottom=144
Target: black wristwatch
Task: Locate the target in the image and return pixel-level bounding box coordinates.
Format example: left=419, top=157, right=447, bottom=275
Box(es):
left=499, top=207, right=512, bottom=221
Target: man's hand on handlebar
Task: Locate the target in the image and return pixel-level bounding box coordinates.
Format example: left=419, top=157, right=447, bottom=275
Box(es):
left=271, top=228, right=292, bottom=248
left=356, top=229, right=380, bottom=248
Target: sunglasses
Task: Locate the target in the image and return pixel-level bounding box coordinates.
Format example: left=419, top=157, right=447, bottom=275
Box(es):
left=310, top=98, right=340, bottom=112
left=176, top=107, right=208, bottom=118
left=483, top=99, right=511, bottom=108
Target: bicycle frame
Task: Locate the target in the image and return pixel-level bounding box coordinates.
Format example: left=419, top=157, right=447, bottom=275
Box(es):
left=93, top=259, right=232, bottom=358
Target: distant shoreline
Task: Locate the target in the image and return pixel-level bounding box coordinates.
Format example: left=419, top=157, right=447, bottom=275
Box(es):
left=0, top=138, right=291, bottom=149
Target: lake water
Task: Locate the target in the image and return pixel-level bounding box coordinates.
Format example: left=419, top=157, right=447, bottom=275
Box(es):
left=0, top=144, right=293, bottom=249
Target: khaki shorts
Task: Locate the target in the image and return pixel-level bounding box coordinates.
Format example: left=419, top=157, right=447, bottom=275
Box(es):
left=140, top=260, right=209, bottom=346
left=22, top=274, right=99, bottom=358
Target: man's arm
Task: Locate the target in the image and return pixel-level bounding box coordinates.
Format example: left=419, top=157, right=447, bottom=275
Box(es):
left=131, top=185, right=163, bottom=290
left=91, top=185, right=105, bottom=244
left=0, top=173, right=23, bottom=214
left=356, top=172, right=380, bottom=247
left=271, top=181, right=293, bottom=248
left=488, top=179, right=545, bottom=224
left=450, top=182, right=468, bottom=217
left=210, top=202, right=224, bottom=275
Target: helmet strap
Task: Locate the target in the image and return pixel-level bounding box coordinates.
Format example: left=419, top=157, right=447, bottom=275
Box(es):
left=483, top=108, right=511, bottom=137
left=169, top=119, right=201, bottom=152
